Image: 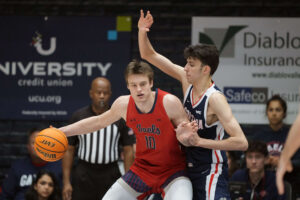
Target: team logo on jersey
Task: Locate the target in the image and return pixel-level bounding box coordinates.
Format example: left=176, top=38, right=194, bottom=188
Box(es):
left=136, top=124, right=160, bottom=135
left=185, top=108, right=203, bottom=130
left=195, top=110, right=202, bottom=115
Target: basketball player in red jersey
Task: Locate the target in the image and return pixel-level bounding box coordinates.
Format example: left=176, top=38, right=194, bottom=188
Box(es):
left=59, top=60, right=195, bottom=199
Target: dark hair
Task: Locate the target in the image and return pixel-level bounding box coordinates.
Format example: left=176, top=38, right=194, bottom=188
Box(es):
left=245, top=140, right=268, bottom=157
left=25, top=170, right=61, bottom=200
left=266, top=94, right=287, bottom=118
left=184, top=44, right=219, bottom=75
left=227, top=151, right=240, bottom=178
left=27, top=127, right=44, bottom=144
left=124, top=59, right=154, bottom=84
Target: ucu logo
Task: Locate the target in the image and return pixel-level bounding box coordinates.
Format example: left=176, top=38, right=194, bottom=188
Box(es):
left=31, top=31, right=56, bottom=56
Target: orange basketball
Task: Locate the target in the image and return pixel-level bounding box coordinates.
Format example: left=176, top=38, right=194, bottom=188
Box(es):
left=34, top=127, right=68, bottom=162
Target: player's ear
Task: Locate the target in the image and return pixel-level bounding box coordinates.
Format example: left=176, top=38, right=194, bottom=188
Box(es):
left=150, top=79, right=153, bottom=88
left=203, top=65, right=211, bottom=75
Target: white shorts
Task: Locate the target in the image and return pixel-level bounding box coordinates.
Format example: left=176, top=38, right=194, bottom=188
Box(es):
left=102, top=176, right=193, bottom=200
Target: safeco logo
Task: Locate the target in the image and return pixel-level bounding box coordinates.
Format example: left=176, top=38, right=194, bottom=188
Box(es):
left=224, top=87, right=268, bottom=104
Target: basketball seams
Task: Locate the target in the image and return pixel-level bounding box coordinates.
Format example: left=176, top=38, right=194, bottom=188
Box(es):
left=37, top=134, right=67, bottom=150
left=35, top=142, right=66, bottom=153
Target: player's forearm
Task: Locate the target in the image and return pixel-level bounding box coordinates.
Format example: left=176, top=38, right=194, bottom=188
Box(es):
left=138, top=29, right=156, bottom=59
left=194, top=135, right=248, bottom=151
left=139, top=29, right=184, bottom=82
left=123, top=145, right=134, bottom=172
left=60, top=116, right=102, bottom=137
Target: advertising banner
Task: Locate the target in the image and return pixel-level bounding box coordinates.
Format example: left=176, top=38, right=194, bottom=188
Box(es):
left=192, top=17, right=300, bottom=124
left=0, top=16, right=131, bottom=120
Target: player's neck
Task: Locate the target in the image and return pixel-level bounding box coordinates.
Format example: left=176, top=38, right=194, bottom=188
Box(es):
left=135, top=91, right=155, bottom=113
left=192, top=77, right=213, bottom=97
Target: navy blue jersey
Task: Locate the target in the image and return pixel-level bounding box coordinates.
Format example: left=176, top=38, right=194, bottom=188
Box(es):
left=183, top=83, right=227, bottom=166
left=183, top=83, right=231, bottom=200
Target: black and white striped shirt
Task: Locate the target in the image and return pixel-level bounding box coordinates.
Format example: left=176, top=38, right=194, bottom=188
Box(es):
left=68, top=105, right=135, bottom=164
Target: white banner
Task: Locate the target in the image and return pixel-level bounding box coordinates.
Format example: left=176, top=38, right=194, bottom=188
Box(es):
left=192, top=17, right=300, bottom=124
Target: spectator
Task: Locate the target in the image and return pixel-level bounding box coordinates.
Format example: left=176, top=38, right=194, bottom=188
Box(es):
left=25, top=170, right=61, bottom=200
left=62, top=77, right=135, bottom=200
left=0, top=127, right=62, bottom=200
left=230, top=140, right=285, bottom=200
left=254, top=95, right=290, bottom=169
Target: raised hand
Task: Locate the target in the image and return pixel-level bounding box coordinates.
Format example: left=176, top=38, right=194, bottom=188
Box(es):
left=138, top=9, right=153, bottom=32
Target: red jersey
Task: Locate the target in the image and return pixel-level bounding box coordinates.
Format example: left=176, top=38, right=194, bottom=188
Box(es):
left=126, top=89, right=186, bottom=187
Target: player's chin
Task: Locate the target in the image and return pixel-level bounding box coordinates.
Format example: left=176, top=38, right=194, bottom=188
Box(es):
left=186, top=77, right=193, bottom=84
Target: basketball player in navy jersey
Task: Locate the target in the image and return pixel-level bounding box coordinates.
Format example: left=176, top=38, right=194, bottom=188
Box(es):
left=138, top=10, right=248, bottom=200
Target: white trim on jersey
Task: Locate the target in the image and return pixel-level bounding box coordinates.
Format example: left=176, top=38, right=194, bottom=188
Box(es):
left=183, top=84, right=193, bottom=104
left=205, top=124, right=225, bottom=200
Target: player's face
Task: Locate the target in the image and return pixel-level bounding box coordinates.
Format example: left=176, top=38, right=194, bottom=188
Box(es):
left=246, top=152, right=266, bottom=173
left=34, top=174, right=54, bottom=199
left=267, top=100, right=285, bottom=127
left=127, top=74, right=153, bottom=103
left=90, top=80, right=111, bottom=110
left=184, top=57, right=205, bottom=84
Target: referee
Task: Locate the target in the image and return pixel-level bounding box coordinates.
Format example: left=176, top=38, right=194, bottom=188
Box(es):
left=62, top=77, right=135, bottom=200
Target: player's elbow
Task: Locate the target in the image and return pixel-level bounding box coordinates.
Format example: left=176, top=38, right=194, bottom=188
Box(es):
left=239, top=138, right=248, bottom=151
left=140, top=52, right=147, bottom=60
left=140, top=51, right=152, bottom=61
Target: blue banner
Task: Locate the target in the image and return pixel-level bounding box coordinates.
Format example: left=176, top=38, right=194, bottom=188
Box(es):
left=0, top=16, right=131, bottom=120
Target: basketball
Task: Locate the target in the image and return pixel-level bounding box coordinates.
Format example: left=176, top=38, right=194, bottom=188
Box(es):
left=34, top=127, right=68, bottom=162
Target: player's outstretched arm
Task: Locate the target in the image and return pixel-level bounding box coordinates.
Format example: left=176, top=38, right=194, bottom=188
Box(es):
left=138, top=10, right=188, bottom=89
left=277, top=112, right=300, bottom=194
left=59, top=96, right=128, bottom=137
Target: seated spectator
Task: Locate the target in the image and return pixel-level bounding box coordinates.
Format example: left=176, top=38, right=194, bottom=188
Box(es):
left=254, top=94, right=300, bottom=169
left=0, top=127, right=62, bottom=200
left=230, top=140, right=285, bottom=200
left=25, top=170, right=61, bottom=200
